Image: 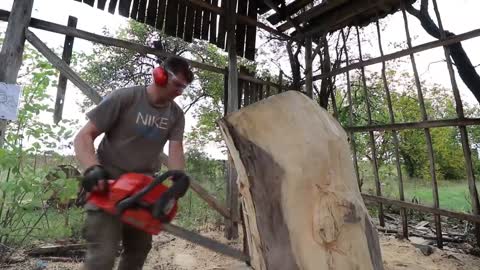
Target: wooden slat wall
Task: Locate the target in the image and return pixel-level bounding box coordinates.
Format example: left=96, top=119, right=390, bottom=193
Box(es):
left=184, top=6, right=196, bottom=42
left=98, top=0, right=108, bottom=10
left=193, top=4, right=202, bottom=39
left=137, top=0, right=148, bottom=23
left=216, top=0, right=226, bottom=49
left=156, top=0, right=167, bottom=30
left=118, top=0, right=132, bottom=17
left=146, top=0, right=158, bottom=27
left=177, top=1, right=187, bottom=38
left=84, top=0, right=95, bottom=7
left=201, top=0, right=211, bottom=40
left=165, top=0, right=179, bottom=36
left=108, top=0, right=118, bottom=14
left=130, top=0, right=140, bottom=20
left=245, top=0, right=256, bottom=60
left=209, top=0, right=218, bottom=44
left=77, top=0, right=257, bottom=60
left=236, top=0, right=247, bottom=57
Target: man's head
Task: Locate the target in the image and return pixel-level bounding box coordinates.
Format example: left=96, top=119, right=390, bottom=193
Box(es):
left=153, top=56, right=194, bottom=99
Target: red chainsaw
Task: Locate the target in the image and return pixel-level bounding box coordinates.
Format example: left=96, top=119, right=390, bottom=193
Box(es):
left=86, top=169, right=190, bottom=235
left=82, top=168, right=249, bottom=262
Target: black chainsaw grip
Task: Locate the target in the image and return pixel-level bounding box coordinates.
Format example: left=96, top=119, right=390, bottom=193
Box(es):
left=82, top=165, right=109, bottom=192
left=152, top=171, right=190, bottom=221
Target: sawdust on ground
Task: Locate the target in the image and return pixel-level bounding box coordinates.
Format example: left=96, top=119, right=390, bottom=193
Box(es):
left=4, top=230, right=480, bottom=270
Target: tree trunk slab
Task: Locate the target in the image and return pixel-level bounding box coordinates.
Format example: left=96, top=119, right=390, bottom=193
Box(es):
left=218, top=91, right=384, bottom=270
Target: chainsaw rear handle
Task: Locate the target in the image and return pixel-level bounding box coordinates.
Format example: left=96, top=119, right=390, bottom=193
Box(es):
left=82, top=165, right=110, bottom=192
left=115, top=170, right=190, bottom=218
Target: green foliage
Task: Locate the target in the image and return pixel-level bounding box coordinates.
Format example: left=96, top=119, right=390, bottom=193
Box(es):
left=335, top=68, right=474, bottom=181
left=0, top=43, right=81, bottom=249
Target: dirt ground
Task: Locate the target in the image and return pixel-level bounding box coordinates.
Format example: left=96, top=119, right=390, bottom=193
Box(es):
left=3, top=229, right=480, bottom=270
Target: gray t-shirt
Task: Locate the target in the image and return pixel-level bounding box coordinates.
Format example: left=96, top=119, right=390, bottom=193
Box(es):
left=86, top=86, right=185, bottom=178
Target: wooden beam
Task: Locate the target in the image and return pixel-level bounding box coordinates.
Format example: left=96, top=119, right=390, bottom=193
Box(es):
left=225, top=0, right=239, bottom=240
left=0, top=0, right=34, bottom=147
left=0, top=10, right=225, bottom=74
left=304, top=36, right=312, bottom=97
left=54, top=16, right=77, bottom=125
left=266, top=0, right=312, bottom=25
left=362, top=194, right=480, bottom=224
left=305, top=27, right=480, bottom=84
left=162, top=223, right=249, bottom=262
left=263, top=0, right=302, bottom=33
left=345, top=118, right=480, bottom=133
left=24, top=29, right=102, bottom=104
left=294, top=0, right=379, bottom=39
left=277, top=0, right=348, bottom=32
left=183, top=0, right=295, bottom=41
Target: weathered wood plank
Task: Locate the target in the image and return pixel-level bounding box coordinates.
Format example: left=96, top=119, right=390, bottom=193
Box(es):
left=201, top=0, right=211, bottom=40
left=209, top=0, right=218, bottom=44
left=118, top=0, right=132, bottom=17
left=236, top=0, right=246, bottom=57
left=277, top=0, right=348, bottom=32
left=0, top=0, right=34, bottom=147
left=193, top=4, right=202, bottom=39
left=54, top=16, right=78, bottom=125
left=176, top=1, right=187, bottom=38
left=165, top=0, right=179, bottom=36
left=225, top=0, right=239, bottom=240
left=97, top=0, right=108, bottom=10
left=184, top=6, right=195, bottom=42
left=146, top=0, right=158, bottom=27
left=244, top=0, right=256, bottom=60
left=216, top=0, right=226, bottom=48
left=25, top=29, right=102, bottom=104
left=83, top=0, right=95, bottom=7
left=130, top=0, right=140, bottom=19
left=108, top=0, right=119, bottom=14
left=266, top=0, right=312, bottom=25
left=156, top=0, right=167, bottom=30
left=137, top=0, right=148, bottom=22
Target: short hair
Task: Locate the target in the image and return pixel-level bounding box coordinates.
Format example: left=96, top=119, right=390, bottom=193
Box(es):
left=164, top=56, right=194, bottom=83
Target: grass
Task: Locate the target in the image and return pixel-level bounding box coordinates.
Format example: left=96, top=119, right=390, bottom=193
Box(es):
left=363, top=176, right=474, bottom=213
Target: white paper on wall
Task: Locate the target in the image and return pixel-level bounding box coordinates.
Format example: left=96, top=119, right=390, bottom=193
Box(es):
left=0, top=82, right=21, bottom=121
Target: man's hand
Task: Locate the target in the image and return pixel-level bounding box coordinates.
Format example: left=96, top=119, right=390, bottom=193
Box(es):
left=82, top=165, right=110, bottom=193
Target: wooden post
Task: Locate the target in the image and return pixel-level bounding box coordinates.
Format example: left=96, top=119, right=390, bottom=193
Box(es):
left=225, top=0, right=239, bottom=240
left=341, top=29, right=361, bottom=191
left=0, top=0, right=34, bottom=147
left=278, top=70, right=283, bottom=93
left=432, top=0, right=480, bottom=246
left=356, top=26, right=385, bottom=227
left=376, top=20, right=408, bottom=239
left=402, top=6, right=443, bottom=248
left=54, top=16, right=77, bottom=124
left=305, top=36, right=313, bottom=98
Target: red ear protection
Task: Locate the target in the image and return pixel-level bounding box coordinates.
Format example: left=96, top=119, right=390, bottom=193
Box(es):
left=152, top=67, right=168, bottom=86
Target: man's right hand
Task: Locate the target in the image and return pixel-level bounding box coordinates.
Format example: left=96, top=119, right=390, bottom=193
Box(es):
left=82, top=165, right=110, bottom=193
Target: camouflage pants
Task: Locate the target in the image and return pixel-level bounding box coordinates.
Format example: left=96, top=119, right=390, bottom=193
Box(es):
left=81, top=209, right=152, bottom=270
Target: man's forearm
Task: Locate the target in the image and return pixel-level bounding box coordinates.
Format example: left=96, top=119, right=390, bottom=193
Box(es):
left=168, top=142, right=185, bottom=171
left=74, top=135, right=99, bottom=171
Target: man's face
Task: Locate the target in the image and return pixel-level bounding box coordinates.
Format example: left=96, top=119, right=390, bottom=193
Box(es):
left=165, top=71, right=189, bottom=99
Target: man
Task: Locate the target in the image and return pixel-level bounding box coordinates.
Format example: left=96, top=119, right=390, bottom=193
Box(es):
left=74, top=56, right=193, bottom=270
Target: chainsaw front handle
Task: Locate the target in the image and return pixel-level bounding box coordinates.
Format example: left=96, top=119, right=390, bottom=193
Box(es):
left=115, top=170, right=190, bottom=218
